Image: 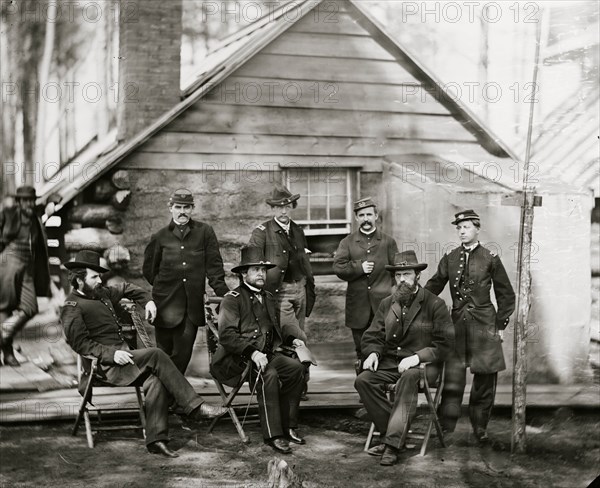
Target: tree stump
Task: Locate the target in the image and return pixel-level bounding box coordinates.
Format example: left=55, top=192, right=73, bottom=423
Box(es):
left=267, top=458, right=302, bottom=488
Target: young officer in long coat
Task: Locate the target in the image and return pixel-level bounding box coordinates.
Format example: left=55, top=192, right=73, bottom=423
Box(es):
left=425, top=209, right=515, bottom=443
left=355, top=250, right=454, bottom=466
left=143, top=189, right=229, bottom=373
left=333, top=198, right=398, bottom=370
left=210, top=247, right=308, bottom=454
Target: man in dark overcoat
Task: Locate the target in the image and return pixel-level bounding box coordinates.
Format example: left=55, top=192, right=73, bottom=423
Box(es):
left=425, top=209, right=515, bottom=442
left=248, top=185, right=315, bottom=398
left=210, top=247, right=308, bottom=454
left=0, top=186, right=54, bottom=366
left=355, top=250, right=454, bottom=466
left=333, top=198, right=398, bottom=370
left=143, top=189, right=229, bottom=373
left=61, top=251, right=226, bottom=458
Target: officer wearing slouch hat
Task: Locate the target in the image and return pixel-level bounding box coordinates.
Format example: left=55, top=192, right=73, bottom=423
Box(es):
left=425, top=209, right=515, bottom=443
left=210, top=247, right=311, bottom=454
left=61, top=251, right=226, bottom=458
left=143, top=189, right=229, bottom=374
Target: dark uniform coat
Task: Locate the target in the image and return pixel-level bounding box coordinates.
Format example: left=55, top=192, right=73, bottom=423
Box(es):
left=425, top=244, right=515, bottom=373
left=248, top=219, right=315, bottom=317
left=143, top=219, right=229, bottom=328
left=332, top=229, right=398, bottom=330
left=361, top=287, right=454, bottom=369
left=61, top=283, right=151, bottom=385
left=0, top=206, right=51, bottom=297
left=210, top=284, right=296, bottom=387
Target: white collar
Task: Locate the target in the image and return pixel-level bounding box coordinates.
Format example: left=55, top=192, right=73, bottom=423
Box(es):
left=244, top=282, right=262, bottom=293
left=360, top=227, right=377, bottom=236
left=274, top=217, right=290, bottom=232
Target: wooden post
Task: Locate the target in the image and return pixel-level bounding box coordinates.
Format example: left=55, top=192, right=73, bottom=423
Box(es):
left=511, top=13, right=544, bottom=454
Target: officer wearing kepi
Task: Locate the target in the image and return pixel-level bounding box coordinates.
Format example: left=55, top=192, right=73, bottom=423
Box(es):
left=425, top=209, right=515, bottom=443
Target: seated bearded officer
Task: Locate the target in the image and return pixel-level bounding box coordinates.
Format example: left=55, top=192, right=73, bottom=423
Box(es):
left=210, top=247, right=308, bottom=454
left=61, top=251, right=227, bottom=458
left=354, top=250, right=454, bottom=466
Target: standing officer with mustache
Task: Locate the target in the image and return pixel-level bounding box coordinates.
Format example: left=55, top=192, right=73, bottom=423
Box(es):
left=143, top=189, right=229, bottom=374
left=333, top=198, right=398, bottom=373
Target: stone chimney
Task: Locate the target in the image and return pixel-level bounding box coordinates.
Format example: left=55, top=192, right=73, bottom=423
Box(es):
left=116, top=0, right=182, bottom=141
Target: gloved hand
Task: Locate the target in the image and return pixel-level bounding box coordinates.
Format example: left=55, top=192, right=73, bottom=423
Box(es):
left=362, top=352, right=379, bottom=372
left=398, top=354, right=420, bottom=373
left=251, top=350, right=268, bottom=372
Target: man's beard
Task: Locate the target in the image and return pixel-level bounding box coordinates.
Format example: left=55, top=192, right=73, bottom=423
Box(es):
left=393, top=281, right=418, bottom=306
left=82, top=282, right=102, bottom=298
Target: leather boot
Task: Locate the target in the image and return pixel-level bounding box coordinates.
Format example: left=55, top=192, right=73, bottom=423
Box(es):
left=1, top=311, right=30, bottom=367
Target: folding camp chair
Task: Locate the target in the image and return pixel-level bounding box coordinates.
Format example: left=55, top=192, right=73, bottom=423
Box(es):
left=204, top=297, right=253, bottom=444
left=364, top=362, right=446, bottom=456
left=71, top=302, right=149, bottom=448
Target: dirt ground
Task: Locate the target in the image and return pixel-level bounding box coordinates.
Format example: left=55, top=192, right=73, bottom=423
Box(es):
left=0, top=408, right=598, bottom=488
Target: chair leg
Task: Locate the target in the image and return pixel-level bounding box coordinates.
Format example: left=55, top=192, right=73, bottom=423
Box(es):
left=135, top=386, right=146, bottom=440
left=364, top=422, right=377, bottom=452
left=421, top=384, right=445, bottom=456
left=72, top=374, right=94, bottom=436
left=84, top=410, right=94, bottom=448
left=208, top=378, right=250, bottom=444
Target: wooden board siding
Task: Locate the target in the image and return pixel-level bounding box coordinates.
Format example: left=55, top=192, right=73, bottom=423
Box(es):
left=201, top=77, right=451, bottom=115
left=138, top=133, right=484, bottom=160
left=166, top=104, right=476, bottom=141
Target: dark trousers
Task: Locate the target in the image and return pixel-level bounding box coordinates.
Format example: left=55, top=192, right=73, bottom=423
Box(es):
left=248, top=352, right=305, bottom=441
left=355, top=365, right=440, bottom=449
left=128, top=348, right=204, bottom=445
left=155, top=317, right=198, bottom=374
left=0, top=254, right=38, bottom=344
left=352, top=309, right=375, bottom=359
left=439, top=352, right=497, bottom=435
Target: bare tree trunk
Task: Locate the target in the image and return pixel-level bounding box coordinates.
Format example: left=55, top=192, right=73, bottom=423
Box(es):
left=34, top=0, right=57, bottom=183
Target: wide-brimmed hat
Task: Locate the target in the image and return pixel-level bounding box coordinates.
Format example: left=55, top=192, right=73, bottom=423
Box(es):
left=64, top=250, right=109, bottom=273
left=169, top=188, right=195, bottom=206
left=385, top=250, right=428, bottom=272
left=13, top=186, right=37, bottom=200
left=353, top=197, right=377, bottom=212
left=451, top=209, right=480, bottom=225
left=231, top=247, right=277, bottom=274
left=265, top=185, right=300, bottom=207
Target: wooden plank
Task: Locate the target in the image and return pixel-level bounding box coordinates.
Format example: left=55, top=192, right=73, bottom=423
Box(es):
left=262, top=32, right=395, bottom=61
left=122, top=152, right=379, bottom=171
left=201, top=76, right=449, bottom=114
left=167, top=104, right=476, bottom=141
left=141, top=132, right=479, bottom=158
left=290, top=12, right=368, bottom=36
left=234, top=54, right=419, bottom=84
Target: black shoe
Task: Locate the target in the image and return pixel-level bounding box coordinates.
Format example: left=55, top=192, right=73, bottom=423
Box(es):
left=267, top=438, right=292, bottom=454
left=192, top=402, right=227, bottom=420
left=380, top=445, right=399, bottom=466
left=147, top=441, right=179, bottom=458
left=288, top=429, right=306, bottom=445
left=2, top=347, right=20, bottom=367
left=475, top=432, right=490, bottom=445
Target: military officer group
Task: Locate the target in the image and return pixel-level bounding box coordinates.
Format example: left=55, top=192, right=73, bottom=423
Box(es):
left=0, top=185, right=515, bottom=467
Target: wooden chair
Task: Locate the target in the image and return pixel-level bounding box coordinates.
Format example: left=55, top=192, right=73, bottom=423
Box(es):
left=71, top=303, right=148, bottom=448
left=364, top=362, right=446, bottom=456
left=204, top=297, right=254, bottom=444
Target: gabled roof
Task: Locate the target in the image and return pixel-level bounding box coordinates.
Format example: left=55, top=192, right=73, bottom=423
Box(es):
left=40, top=0, right=522, bottom=210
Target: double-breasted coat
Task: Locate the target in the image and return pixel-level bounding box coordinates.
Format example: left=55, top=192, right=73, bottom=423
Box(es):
left=332, top=229, right=398, bottom=330
left=425, top=244, right=515, bottom=373
left=143, top=219, right=229, bottom=328
left=248, top=219, right=315, bottom=317
left=361, top=287, right=454, bottom=369
left=210, top=284, right=297, bottom=387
